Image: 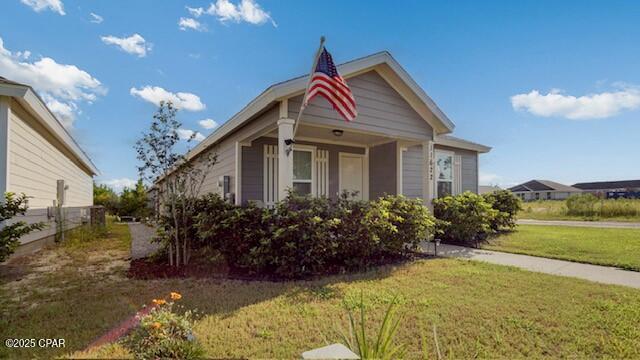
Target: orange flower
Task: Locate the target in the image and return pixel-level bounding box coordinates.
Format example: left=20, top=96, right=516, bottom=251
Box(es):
left=151, top=322, right=162, bottom=329
left=170, top=292, right=182, bottom=300
left=152, top=298, right=166, bottom=306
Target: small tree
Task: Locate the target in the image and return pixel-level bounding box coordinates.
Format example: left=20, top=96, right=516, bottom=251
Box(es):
left=93, top=182, right=119, bottom=214
left=1, top=193, right=44, bottom=261
left=135, top=101, right=217, bottom=267
left=119, top=179, right=150, bottom=219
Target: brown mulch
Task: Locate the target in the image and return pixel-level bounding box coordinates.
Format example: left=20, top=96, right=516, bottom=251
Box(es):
left=128, top=251, right=432, bottom=282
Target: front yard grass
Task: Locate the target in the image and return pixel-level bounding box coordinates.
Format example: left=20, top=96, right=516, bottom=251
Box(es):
left=485, top=224, right=640, bottom=271
left=1, top=223, right=640, bottom=359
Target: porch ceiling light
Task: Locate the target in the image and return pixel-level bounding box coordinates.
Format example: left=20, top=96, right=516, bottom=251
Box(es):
left=332, top=129, right=344, bottom=137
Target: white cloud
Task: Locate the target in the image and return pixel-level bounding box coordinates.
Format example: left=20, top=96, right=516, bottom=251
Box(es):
left=20, top=0, right=65, bottom=15
left=198, top=118, right=218, bottom=129
left=179, top=17, right=206, bottom=31
left=479, top=172, right=502, bottom=185
left=101, top=34, right=151, bottom=58
left=41, top=94, right=77, bottom=128
left=98, top=178, right=137, bottom=193
left=130, top=86, right=206, bottom=111
left=186, top=6, right=205, bottom=18
left=177, top=128, right=206, bottom=142
left=0, top=37, right=104, bottom=128
left=189, top=0, right=276, bottom=26
left=511, top=86, right=640, bottom=120
left=89, top=12, right=103, bottom=24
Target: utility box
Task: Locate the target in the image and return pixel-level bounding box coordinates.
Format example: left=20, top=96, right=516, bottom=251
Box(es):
left=90, top=206, right=106, bottom=227
left=56, top=179, right=67, bottom=206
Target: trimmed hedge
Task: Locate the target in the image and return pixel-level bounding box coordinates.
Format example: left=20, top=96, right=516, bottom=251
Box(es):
left=194, top=192, right=435, bottom=279
left=483, top=189, right=522, bottom=231
left=434, top=190, right=521, bottom=246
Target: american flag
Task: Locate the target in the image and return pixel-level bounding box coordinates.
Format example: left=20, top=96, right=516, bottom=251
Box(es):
left=304, top=47, right=357, bottom=121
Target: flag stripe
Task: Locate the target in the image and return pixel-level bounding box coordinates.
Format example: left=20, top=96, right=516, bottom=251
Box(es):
left=302, top=47, right=357, bottom=122
left=308, top=87, right=353, bottom=121
left=308, top=83, right=356, bottom=119
left=311, top=73, right=355, bottom=102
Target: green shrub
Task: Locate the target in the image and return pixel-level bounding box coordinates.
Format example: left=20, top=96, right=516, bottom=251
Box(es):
left=566, top=193, right=598, bottom=217
left=365, top=195, right=435, bottom=254
left=1, top=192, right=44, bottom=261
left=122, top=292, right=203, bottom=360
left=482, top=189, right=522, bottom=231
left=433, top=191, right=497, bottom=246
left=195, top=192, right=435, bottom=279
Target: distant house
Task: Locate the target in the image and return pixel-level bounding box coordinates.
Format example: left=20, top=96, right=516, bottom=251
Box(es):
left=0, top=77, right=98, bottom=255
left=572, top=180, right=640, bottom=199
left=479, top=185, right=501, bottom=194
left=508, top=180, right=582, bottom=201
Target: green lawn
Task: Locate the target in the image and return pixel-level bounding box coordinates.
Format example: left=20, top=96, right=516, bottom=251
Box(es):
left=485, top=225, right=640, bottom=271
left=519, top=200, right=640, bottom=222
left=2, top=224, right=640, bottom=359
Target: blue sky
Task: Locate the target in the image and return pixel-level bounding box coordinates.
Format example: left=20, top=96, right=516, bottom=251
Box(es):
left=1, top=0, right=639, bottom=191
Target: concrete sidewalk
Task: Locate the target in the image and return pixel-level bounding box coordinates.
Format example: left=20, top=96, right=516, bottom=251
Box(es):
left=129, top=223, right=161, bottom=260
left=517, top=219, right=640, bottom=229
left=422, top=243, right=640, bottom=289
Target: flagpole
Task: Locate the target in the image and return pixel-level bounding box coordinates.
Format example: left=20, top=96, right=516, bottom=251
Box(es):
left=290, top=36, right=326, bottom=145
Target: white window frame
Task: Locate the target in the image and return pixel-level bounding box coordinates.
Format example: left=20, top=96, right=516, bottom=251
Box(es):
left=434, top=150, right=455, bottom=198
left=292, top=144, right=316, bottom=196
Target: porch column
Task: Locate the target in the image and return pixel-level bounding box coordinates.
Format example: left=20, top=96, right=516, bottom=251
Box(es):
left=277, top=118, right=295, bottom=201
left=422, top=140, right=434, bottom=211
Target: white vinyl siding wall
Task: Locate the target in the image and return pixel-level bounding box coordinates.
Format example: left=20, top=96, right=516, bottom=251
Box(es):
left=8, top=100, right=92, bottom=208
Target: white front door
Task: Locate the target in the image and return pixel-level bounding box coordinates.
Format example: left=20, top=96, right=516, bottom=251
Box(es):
left=339, top=153, right=365, bottom=200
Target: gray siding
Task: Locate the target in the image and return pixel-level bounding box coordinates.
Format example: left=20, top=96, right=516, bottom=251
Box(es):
left=402, top=145, right=423, bottom=199
left=288, top=71, right=433, bottom=141
left=241, top=137, right=365, bottom=203
left=461, top=152, right=477, bottom=193
left=435, top=144, right=478, bottom=193
left=195, top=105, right=279, bottom=196
left=369, top=141, right=397, bottom=199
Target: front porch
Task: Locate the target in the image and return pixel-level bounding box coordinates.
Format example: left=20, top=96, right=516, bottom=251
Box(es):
left=237, top=119, right=436, bottom=207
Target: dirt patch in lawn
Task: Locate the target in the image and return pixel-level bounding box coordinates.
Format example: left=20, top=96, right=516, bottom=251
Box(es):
left=1, top=245, right=130, bottom=302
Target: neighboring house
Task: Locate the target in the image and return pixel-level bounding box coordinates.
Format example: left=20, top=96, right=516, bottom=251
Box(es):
left=0, top=77, right=98, bottom=254
left=162, top=51, right=491, bottom=207
left=508, top=180, right=582, bottom=201
left=572, top=180, right=640, bottom=199
left=479, top=185, right=501, bottom=194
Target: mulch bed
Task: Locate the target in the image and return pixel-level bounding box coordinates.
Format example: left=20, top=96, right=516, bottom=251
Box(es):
left=128, top=251, right=433, bottom=282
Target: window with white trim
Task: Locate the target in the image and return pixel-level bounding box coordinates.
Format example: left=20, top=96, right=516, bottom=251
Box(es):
left=293, top=149, right=313, bottom=195
left=435, top=151, right=454, bottom=198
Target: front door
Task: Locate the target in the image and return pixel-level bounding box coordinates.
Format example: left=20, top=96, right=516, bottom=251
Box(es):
left=339, top=153, right=365, bottom=200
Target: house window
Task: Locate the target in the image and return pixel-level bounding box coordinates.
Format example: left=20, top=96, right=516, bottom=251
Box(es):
left=535, top=192, right=540, bottom=200
left=546, top=192, right=552, bottom=200
left=435, top=151, right=453, bottom=198
left=293, top=150, right=312, bottom=195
